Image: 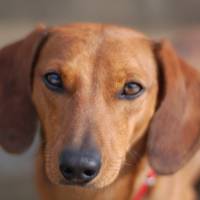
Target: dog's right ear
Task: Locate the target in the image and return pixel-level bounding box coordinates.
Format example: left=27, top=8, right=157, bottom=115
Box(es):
left=147, top=40, right=200, bottom=174
left=0, top=25, right=48, bottom=153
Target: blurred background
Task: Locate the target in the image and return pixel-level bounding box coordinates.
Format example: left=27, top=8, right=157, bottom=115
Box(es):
left=0, top=0, right=200, bottom=199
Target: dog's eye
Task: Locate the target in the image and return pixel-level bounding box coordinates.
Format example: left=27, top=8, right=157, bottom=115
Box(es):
left=43, top=72, right=63, bottom=92
left=120, top=82, right=144, bottom=99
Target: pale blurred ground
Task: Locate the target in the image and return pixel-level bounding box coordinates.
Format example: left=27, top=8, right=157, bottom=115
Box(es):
left=0, top=0, right=200, bottom=199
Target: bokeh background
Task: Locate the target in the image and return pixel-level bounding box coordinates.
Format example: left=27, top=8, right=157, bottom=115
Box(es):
left=0, top=0, right=200, bottom=199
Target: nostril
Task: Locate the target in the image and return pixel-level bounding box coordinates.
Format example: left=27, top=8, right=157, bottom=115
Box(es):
left=83, top=169, right=96, bottom=177
left=60, top=165, right=74, bottom=179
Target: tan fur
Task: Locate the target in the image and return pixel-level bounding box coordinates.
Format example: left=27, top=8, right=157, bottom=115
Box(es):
left=0, top=23, right=199, bottom=200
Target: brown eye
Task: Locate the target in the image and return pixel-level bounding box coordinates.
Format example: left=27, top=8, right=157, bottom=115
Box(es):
left=119, top=82, right=144, bottom=100
left=43, top=72, right=64, bottom=92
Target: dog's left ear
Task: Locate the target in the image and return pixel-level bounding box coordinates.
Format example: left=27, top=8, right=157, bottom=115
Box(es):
left=0, top=25, right=48, bottom=153
left=147, top=40, right=200, bottom=174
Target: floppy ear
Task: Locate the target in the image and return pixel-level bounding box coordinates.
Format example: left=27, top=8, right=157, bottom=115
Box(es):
left=0, top=26, right=48, bottom=153
left=147, top=40, right=200, bottom=174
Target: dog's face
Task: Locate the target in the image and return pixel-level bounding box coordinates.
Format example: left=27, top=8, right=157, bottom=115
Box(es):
left=32, top=24, right=158, bottom=187
left=0, top=23, right=200, bottom=189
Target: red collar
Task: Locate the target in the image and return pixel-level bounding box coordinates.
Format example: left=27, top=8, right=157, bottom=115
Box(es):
left=132, top=170, right=156, bottom=200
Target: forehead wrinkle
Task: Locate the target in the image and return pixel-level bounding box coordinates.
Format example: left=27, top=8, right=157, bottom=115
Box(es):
left=133, top=42, right=157, bottom=86
left=45, top=25, right=104, bottom=63
left=114, top=39, right=155, bottom=85
left=94, top=38, right=151, bottom=81
left=57, top=26, right=105, bottom=96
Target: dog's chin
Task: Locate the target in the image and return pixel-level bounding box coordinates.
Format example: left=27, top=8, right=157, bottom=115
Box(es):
left=57, top=174, right=119, bottom=189
left=58, top=179, right=98, bottom=189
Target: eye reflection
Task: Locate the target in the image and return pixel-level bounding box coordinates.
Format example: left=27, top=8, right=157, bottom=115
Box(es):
left=43, top=72, right=64, bottom=92
left=119, top=82, right=144, bottom=100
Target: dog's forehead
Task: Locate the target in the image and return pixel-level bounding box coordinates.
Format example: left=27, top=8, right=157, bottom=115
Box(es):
left=39, top=24, right=156, bottom=82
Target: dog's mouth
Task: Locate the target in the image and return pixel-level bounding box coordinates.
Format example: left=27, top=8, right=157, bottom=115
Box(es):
left=59, top=178, right=91, bottom=187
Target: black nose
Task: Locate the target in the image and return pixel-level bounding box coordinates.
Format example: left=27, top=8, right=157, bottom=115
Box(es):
left=59, top=149, right=101, bottom=185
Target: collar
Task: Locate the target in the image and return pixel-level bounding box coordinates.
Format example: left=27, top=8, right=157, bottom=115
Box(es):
left=132, top=170, right=156, bottom=200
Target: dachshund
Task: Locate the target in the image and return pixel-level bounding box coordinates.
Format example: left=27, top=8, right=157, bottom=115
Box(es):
left=0, top=23, right=200, bottom=200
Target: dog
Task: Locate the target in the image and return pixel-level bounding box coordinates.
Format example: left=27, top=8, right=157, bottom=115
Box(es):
left=0, top=23, right=200, bottom=200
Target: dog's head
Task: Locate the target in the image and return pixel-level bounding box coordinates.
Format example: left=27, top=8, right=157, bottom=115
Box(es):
left=0, top=23, right=200, bottom=188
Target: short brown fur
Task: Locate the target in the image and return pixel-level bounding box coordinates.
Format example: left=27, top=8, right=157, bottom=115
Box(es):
left=0, top=23, right=200, bottom=200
